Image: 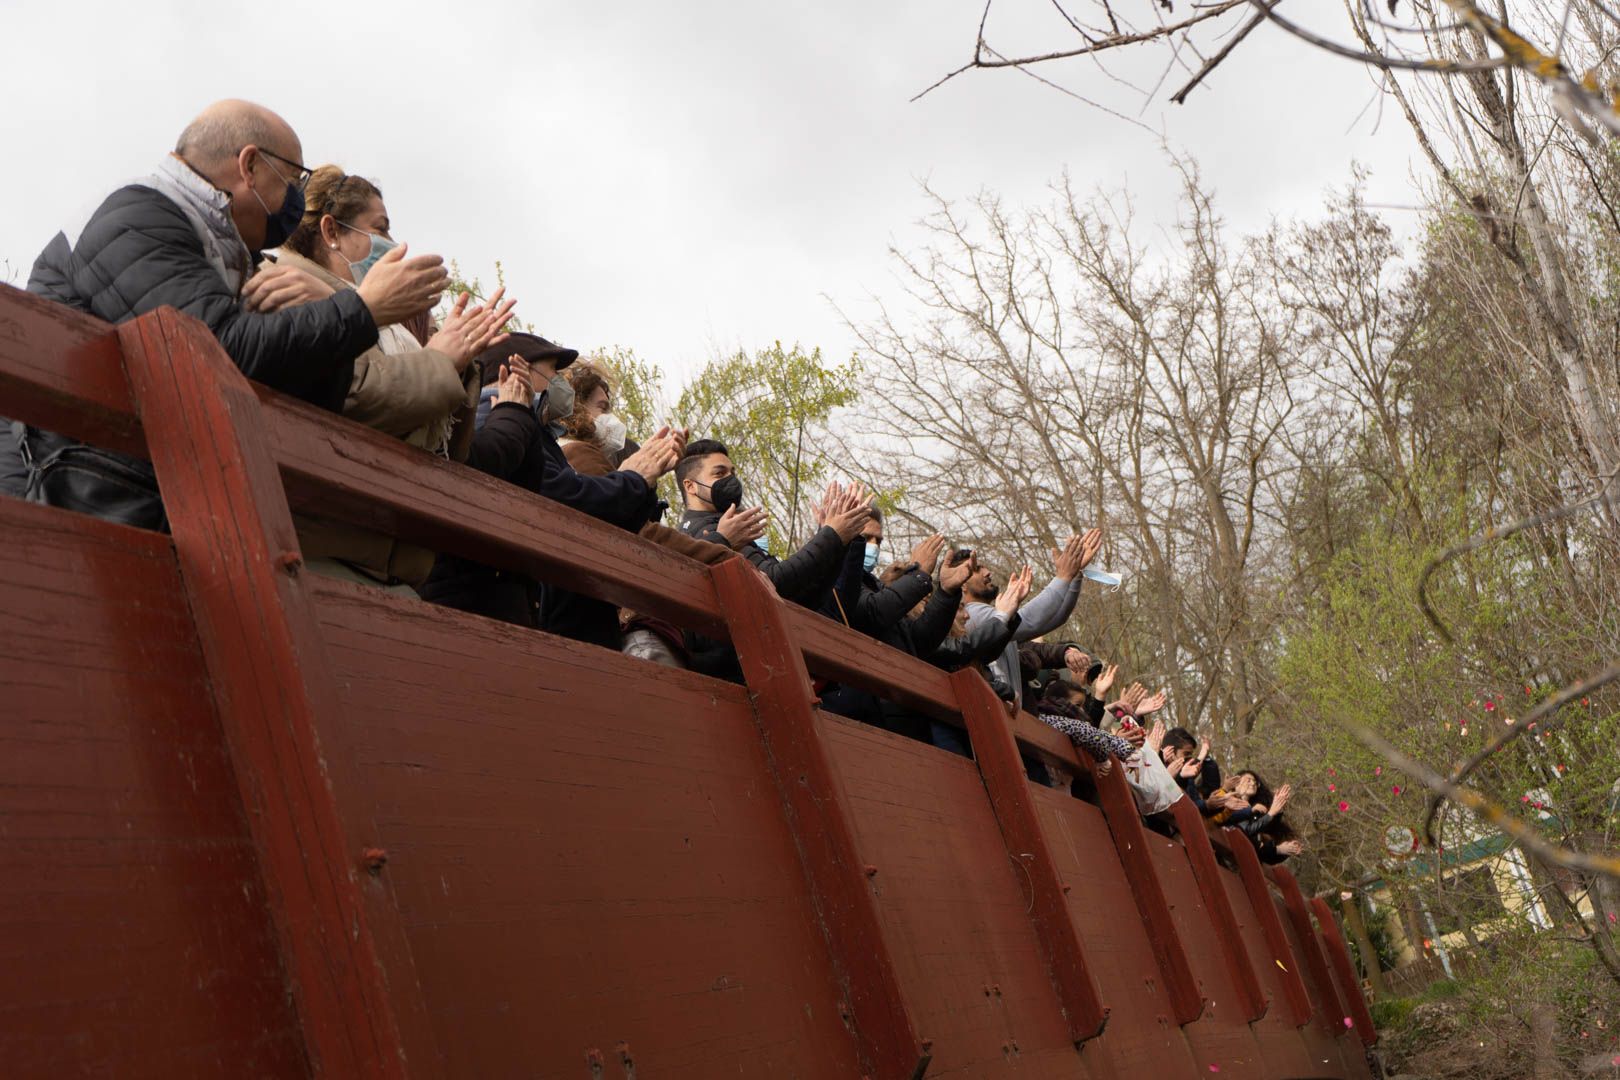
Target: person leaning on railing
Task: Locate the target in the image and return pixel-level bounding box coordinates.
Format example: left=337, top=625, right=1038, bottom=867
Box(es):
left=0, top=100, right=449, bottom=531
left=420, top=336, right=685, bottom=645
left=248, top=164, right=516, bottom=594
left=554, top=361, right=737, bottom=666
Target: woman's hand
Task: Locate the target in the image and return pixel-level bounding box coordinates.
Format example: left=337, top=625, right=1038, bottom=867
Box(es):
left=428, top=288, right=518, bottom=372
left=1269, top=783, right=1292, bottom=816
left=1276, top=839, right=1304, bottom=857
left=494, top=355, right=532, bottom=406
left=1092, top=663, right=1119, bottom=698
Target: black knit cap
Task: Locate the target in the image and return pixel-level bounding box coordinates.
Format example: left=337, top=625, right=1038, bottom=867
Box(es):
left=475, top=332, right=579, bottom=386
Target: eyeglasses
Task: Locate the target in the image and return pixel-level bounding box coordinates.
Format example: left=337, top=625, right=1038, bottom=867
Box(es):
left=257, top=147, right=313, bottom=192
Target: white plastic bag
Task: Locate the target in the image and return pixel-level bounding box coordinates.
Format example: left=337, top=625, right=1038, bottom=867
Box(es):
left=1121, top=747, right=1183, bottom=815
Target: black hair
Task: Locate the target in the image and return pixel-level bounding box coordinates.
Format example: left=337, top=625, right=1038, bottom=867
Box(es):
left=675, top=439, right=729, bottom=493
left=946, top=547, right=974, bottom=567
left=1236, top=769, right=1274, bottom=809
left=1162, top=727, right=1197, bottom=753
left=868, top=505, right=883, bottom=522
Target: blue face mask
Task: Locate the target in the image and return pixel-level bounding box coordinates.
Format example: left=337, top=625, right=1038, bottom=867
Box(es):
left=863, top=542, right=881, bottom=573
left=338, top=221, right=398, bottom=285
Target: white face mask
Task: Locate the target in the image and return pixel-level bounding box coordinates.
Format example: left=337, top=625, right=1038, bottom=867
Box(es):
left=594, top=412, right=628, bottom=455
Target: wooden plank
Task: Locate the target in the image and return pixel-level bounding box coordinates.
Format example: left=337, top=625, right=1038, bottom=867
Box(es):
left=1310, top=897, right=1377, bottom=1047
left=1223, top=827, right=1312, bottom=1027
left=1268, top=864, right=1347, bottom=1038
left=1078, top=755, right=1204, bottom=1025
left=821, top=714, right=1085, bottom=1075
left=1168, top=799, right=1267, bottom=1022
left=951, top=668, right=1109, bottom=1044
left=306, top=578, right=866, bottom=1077
left=256, top=387, right=728, bottom=640
left=709, top=558, right=928, bottom=1080
left=0, top=498, right=308, bottom=1078
left=790, top=607, right=958, bottom=721
left=0, top=283, right=145, bottom=456
left=117, top=309, right=423, bottom=1078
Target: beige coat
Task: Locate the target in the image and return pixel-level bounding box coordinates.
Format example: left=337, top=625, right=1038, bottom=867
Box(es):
left=265, top=250, right=479, bottom=587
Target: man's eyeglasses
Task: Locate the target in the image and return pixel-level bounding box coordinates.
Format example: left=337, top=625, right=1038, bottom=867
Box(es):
left=257, top=147, right=312, bottom=192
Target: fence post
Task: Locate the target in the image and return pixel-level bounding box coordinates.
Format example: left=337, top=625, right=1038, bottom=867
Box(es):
left=1223, top=827, right=1312, bottom=1027
left=1081, top=754, right=1205, bottom=1025
left=1269, top=864, right=1348, bottom=1037
left=710, top=559, right=929, bottom=1080
left=951, top=671, right=1109, bottom=1043
left=1168, top=799, right=1267, bottom=1022
left=1311, top=897, right=1377, bottom=1046
left=117, top=309, right=427, bottom=1078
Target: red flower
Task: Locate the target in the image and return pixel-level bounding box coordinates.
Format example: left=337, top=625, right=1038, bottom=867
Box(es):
left=1392, top=785, right=1403, bottom=795
left=1521, top=794, right=1531, bottom=803
left=1484, top=700, right=1497, bottom=712
left=1328, top=783, right=1337, bottom=792
left=1375, top=766, right=1383, bottom=776
left=1337, top=801, right=1350, bottom=812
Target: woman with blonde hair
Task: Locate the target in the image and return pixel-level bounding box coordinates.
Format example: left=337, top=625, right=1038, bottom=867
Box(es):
left=247, top=164, right=516, bottom=591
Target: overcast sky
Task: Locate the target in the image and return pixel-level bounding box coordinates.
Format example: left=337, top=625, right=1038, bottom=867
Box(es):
left=1, top=1, right=1421, bottom=388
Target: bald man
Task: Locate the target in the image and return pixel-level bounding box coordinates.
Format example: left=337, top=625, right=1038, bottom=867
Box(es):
left=4, top=99, right=448, bottom=527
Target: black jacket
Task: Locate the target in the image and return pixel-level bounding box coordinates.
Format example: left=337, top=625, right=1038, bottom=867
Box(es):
left=679, top=507, right=845, bottom=606
left=3, top=184, right=377, bottom=521
left=31, top=184, right=374, bottom=411
left=422, top=400, right=655, bottom=642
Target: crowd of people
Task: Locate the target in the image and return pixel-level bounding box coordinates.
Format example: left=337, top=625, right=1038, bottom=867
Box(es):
left=0, top=100, right=1301, bottom=862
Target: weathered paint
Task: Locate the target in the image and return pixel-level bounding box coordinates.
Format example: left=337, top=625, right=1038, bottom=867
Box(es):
left=0, top=287, right=1374, bottom=1078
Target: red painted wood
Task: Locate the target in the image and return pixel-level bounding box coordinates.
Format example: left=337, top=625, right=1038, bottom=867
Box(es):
left=1310, top=897, right=1377, bottom=1047
left=1079, top=756, right=1204, bottom=1025
left=820, top=714, right=1086, bottom=1074
left=118, top=309, right=419, bottom=1078
left=709, top=558, right=928, bottom=1079
left=951, top=668, right=1109, bottom=1043
left=0, top=498, right=308, bottom=1077
left=1268, top=865, right=1347, bottom=1038
left=306, top=577, right=867, bottom=1076
left=0, top=283, right=145, bottom=456
left=1169, top=800, right=1266, bottom=1022
left=1221, top=827, right=1312, bottom=1028
left=256, top=387, right=728, bottom=640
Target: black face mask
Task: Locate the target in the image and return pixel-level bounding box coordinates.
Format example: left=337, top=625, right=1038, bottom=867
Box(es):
left=255, top=182, right=305, bottom=252
left=703, top=475, right=743, bottom=514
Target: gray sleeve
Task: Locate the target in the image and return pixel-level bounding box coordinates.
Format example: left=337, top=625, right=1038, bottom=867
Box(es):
left=1012, top=576, right=1081, bottom=641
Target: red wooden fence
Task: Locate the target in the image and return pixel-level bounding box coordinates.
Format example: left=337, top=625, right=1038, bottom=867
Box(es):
left=0, top=286, right=1374, bottom=1078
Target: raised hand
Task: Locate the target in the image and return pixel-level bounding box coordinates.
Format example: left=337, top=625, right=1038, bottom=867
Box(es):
left=717, top=505, right=768, bottom=549
left=825, top=492, right=875, bottom=543
left=494, top=355, right=532, bottom=406
left=1063, top=648, right=1091, bottom=675
left=1269, top=783, right=1292, bottom=816
left=1092, top=663, right=1119, bottom=698
left=1117, top=720, right=1146, bottom=748
left=994, top=564, right=1033, bottom=615
left=428, top=287, right=518, bottom=371
left=1275, top=839, right=1305, bottom=857
left=1178, top=756, right=1202, bottom=779
left=940, top=552, right=973, bottom=594
left=620, top=431, right=680, bottom=483
left=910, top=533, right=945, bottom=573
left=1136, top=689, right=1168, bottom=717
left=356, top=243, right=449, bottom=326
left=1145, top=719, right=1166, bottom=753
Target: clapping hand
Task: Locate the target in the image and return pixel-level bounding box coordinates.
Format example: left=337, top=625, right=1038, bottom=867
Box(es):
left=428, top=287, right=519, bottom=371
left=1092, top=663, right=1119, bottom=698
left=994, top=564, right=1033, bottom=616
left=1269, top=783, right=1293, bottom=816
left=910, top=533, right=946, bottom=574
left=1136, top=689, right=1168, bottom=717
left=940, top=551, right=974, bottom=593
left=716, top=505, right=768, bottom=549
left=620, top=426, right=681, bottom=483
left=494, top=355, right=532, bottom=406
left=1052, top=527, right=1104, bottom=581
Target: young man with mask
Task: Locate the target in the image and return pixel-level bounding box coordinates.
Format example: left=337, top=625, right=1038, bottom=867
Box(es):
left=1, top=99, right=449, bottom=528
left=422, top=334, right=684, bottom=644
left=674, top=440, right=867, bottom=606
